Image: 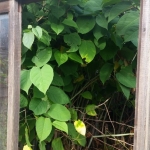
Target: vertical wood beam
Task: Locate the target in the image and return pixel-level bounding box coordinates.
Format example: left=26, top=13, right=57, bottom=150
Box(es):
left=134, top=0, right=150, bottom=149
left=7, top=0, right=21, bottom=150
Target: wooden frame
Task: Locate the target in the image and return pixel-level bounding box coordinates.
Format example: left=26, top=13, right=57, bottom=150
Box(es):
left=134, top=0, right=150, bottom=149
left=0, top=1, right=9, bottom=13
left=0, top=0, right=21, bottom=150
left=7, top=1, right=21, bottom=149
left=0, top=0, right=149, bottom=149
left=0, top=0, right=41, bottom=149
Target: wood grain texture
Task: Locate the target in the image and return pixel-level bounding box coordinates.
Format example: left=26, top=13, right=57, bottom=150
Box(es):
left=0, top=14, right=9, bottom=150
left=7, top=0, right=21, bottom=150
left=134, top=0, right=150, bottom=149
left=0, top=1, right=9, bottom=13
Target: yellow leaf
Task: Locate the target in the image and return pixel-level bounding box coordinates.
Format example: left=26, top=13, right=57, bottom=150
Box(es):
left=23, top=145, right=32, bottom=150
left=74, top=120, right=86, bottom=136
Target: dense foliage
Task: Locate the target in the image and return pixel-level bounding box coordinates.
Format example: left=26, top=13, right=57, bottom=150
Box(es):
left=20, top=0, right=140, bottom=149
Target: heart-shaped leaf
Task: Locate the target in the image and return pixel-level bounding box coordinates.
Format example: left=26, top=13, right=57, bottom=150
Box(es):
left=30, top=64, right=54, bottom=94
left=51, top=23, right=64, bottom=35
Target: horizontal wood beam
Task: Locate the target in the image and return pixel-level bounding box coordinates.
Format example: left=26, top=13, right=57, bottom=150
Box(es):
left=0, top=1, right=9, bottom=13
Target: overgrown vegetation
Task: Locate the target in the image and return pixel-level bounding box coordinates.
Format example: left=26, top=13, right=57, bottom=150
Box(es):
left=20, top=0, right=140, bottom=149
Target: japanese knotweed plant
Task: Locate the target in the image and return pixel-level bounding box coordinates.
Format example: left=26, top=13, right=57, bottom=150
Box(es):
left=20, top=0, right=139, bottom=149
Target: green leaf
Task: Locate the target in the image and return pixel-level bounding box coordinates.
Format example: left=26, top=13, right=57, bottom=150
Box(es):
left=96, top=14, right=108, bottom=29
left=54, top=51, right=68, bottom=66
left=64, top=33, right=81, bottom=52
left=99, top=63, right=114, bottom=84
left=33, top=86, right=45, bottom=98
left=119, top=47, right=135, bottom=61
left=77, top=16, right=95, bottom=34
left=32, top=47, right=52, bottom=67
left=51, top=23, right=64, bottom=35
left=94, top=38, right=106, bottom=50
left=67, top=0, right=82, bottom=5
left=93, top=25, right=106, bottom=41
left=29, top=98, right=48, bottom=115
left=116, top=11, right=139, bottom=43
left=69, top=108, right=78, bottom=121
left=68, top=53, right=83, bottom=64
left=98, top=38, right=106, bottom=50
left=39, top=30, right=51, bottom=46
left=47, top=104, right=71, bottom=121
left=52, top=121, right=68, bottom=134
left=119, top=83, right=130, bottom=99
left=30, top=64, right=54, bottom=94
left=52, top=72, right=64, bottom=86
left=84, top=0, right=102, bottom=12
left=22, top=45, right=28, bottom=55
left=133, top=0, right=140, bottom=5
left=131, top=38, right=138, bottom=47
left=68, top=123, right=78, bottom=138
left=47, top=86, right=70, bottom=104
left=116, top=66, right=136, bottom=88
left=111, top=33, right=123, bottom=49
left=32, top=26, right=42, bottom=39
left=81, top=91, right=92, bottom=100
left=64, top=33, right=81, bottom=46
left=39, top=142, right=46, bottom=150
left=51, top=6, right=65, bottom=18
left=23, top=31, right=34, bottom=49
left=102, top=0, right=121, bottom=7
left=21, top=70, right=32, bottom=94
left=68, top=123, right=86, bottom=147
left=52, top=138, right=64, bottom=150
left=25, top=127, right=32, bottom=147
left=63, top=19, right=78, bottom=28
left=36, top=117, right=52, bottom=142
left=20, top=94, right=28, bottom=108
left=108, top=1, right=132, bottom=22
left=85, top=104, right=97, bottom=116
left=79, top=40, right=96, bottom=63
left=99, top=41, right=118, bottom=61
left=27, top=3, right=39, bottom=15
left=45, top=128, right=54, bottom=142
left=67, top=12, right=73, bottom=20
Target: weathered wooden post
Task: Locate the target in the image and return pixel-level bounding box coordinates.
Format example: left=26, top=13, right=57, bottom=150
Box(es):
left=0, top=0, right=21, bottom=150
left=0, top=1, right=43, bottom=150
left=134, top=0, right=150, bottom=149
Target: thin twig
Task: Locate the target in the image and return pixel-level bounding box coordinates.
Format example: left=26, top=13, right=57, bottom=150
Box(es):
left=107, top=137, right=134, bottom=147
left=104, top=103, right=115, bottom=134
left=96, top=98, right=110, bottom=108
left=93, top=133, right=134, bottom=138
left=85, top=119, right=134, bottom=129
